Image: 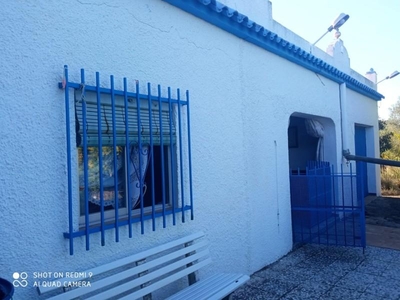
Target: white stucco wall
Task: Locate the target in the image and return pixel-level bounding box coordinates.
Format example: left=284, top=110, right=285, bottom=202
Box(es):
left=0, top=0, right=381, bottom=298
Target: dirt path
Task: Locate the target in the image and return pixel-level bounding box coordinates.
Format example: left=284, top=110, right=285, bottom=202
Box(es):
left=366, top=195, right=400, bottom=227
left=365, top=195, right=400, bottom=249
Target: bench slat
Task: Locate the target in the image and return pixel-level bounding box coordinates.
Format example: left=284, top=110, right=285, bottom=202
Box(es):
left=166, top=273, right=249, bottom=300
left=85, top=252, right=211, bottom=300
left=117, top=258, right=213, bottom=300
left=47, top=240, right=208, bottom=300
left=41, top=232, right=248, bottom=300
left=207, top=274, right=250, bottom=299
left=173, top=273, right=240, bottom=300
left=39, top=231, right=205, bottom=295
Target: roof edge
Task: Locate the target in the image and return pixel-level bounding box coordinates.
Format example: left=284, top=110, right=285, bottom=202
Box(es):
left=163, top=0, right=385, bottom=101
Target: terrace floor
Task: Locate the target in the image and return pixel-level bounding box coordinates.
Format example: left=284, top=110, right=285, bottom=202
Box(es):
left=232, top=196, right=400, bottom=300
left=232, top=244, right=400, bottom=300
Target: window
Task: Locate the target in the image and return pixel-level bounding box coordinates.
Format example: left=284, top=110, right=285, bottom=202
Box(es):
left=77, top=145, right=171, bottom=224
left=62, top=67, right=193, bottom=254
left=75, top=91, right=174, bottom=226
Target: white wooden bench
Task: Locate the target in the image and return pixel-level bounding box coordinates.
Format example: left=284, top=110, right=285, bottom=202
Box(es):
left=38, top=232, right=249, bottom=299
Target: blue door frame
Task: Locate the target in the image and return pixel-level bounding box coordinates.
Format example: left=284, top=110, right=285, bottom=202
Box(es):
left=355, top=126, right=368, bottom=196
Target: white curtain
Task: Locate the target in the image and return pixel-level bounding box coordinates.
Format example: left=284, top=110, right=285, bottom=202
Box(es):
left=129, top=145, right=150, bottom=209
left=81, top=145, right=150, bottom=209
left=305, top=119, right=324, bottom=161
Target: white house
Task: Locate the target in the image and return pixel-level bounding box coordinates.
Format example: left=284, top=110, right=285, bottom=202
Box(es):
left=0, top=0, right=383, bottom=298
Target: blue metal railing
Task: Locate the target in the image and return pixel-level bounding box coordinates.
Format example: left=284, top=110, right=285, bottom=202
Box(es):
left=290, top=161, right=366, bottom=249
left=61, top=66, right=194, bottom=255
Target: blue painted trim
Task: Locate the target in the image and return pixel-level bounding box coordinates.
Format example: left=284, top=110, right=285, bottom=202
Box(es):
left=163, top=0, right=384, bottom=101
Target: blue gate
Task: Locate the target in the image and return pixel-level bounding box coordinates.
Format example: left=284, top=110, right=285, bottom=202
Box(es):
left=290, top=162, right=366, bottom=248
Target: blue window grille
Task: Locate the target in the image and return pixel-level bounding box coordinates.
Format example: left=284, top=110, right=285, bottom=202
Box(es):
left=61, top=66, right=193, bottom=255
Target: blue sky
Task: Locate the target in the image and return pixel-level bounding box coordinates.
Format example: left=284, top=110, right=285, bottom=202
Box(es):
left=271, top=0, right=400, bottom=119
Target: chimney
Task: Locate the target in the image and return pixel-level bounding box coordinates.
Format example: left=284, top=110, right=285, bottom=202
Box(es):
left=365, top=68, right=377, bottom=84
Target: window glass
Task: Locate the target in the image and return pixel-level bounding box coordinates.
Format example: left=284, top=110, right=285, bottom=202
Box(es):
left=78, top=145, right=170, bottom=218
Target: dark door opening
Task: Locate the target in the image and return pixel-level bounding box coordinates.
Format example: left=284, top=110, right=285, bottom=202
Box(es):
left=355, top=126, right=369, bottom=196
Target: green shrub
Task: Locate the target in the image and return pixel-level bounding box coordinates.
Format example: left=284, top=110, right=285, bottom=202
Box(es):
left=381, top=166, right=400, bottom=195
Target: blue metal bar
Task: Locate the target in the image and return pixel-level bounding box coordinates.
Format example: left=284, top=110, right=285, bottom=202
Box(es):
left=340, top=164, right=347, bottom=246
left=295, top=166, right=304, bottom=243
left=63, top=206, right=193, bottom=238
left=359, top=163, right=366, bottom=248
left=124, top=78, right=133, bottom=238
left=314, top=167, right=320, bottom=244
left=110, top=75, right=119, bottom=242
left=158, top=85, right=166, bottom=228
left=81, top=69, right=90, bottom=251
left=292, top=207, right=365, bottom=213
left=177, top=89, right=185, bottom=223
left=306, top=166, right=311, bottom=242
left=148, top=83, right=156, bottom=231
left=332, top=165, right=338, bottom=246
left=58, top=82, right=186, bottom=105
left=168, top=87, right=176, bottom=226
left=323, top=165, right=328, bottom=245
left=350, top=163, right=355, bottom=246
left=293, top=204, right=363, bottom=210
left=294, top=174, right=359, bottom=178
left=64, top=65, right=74, bottom=255
left=290, top=168, right=305, bottom=242
left=96, top=72, right=105, bottom=246
left=136, top=81, right=145, bottom=235
left=186, top=90, right=194, bottom=220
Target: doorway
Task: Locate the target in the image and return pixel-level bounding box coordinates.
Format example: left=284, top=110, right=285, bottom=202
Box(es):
left=355, top=125, right=368, bottom=196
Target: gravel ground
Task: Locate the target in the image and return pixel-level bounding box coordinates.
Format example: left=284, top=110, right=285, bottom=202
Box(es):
left=232, top=196, right=400, bottom=299
left=232, top=244, right=400, bottom=300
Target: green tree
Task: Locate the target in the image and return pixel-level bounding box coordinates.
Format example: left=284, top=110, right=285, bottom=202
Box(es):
left=379, top=119, right=393, bottom=155
left=380, top=97, right=400, bottom=194
left=389, top=98, right=400, bottom=125
left=380, top=97, right=400, bottom=157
